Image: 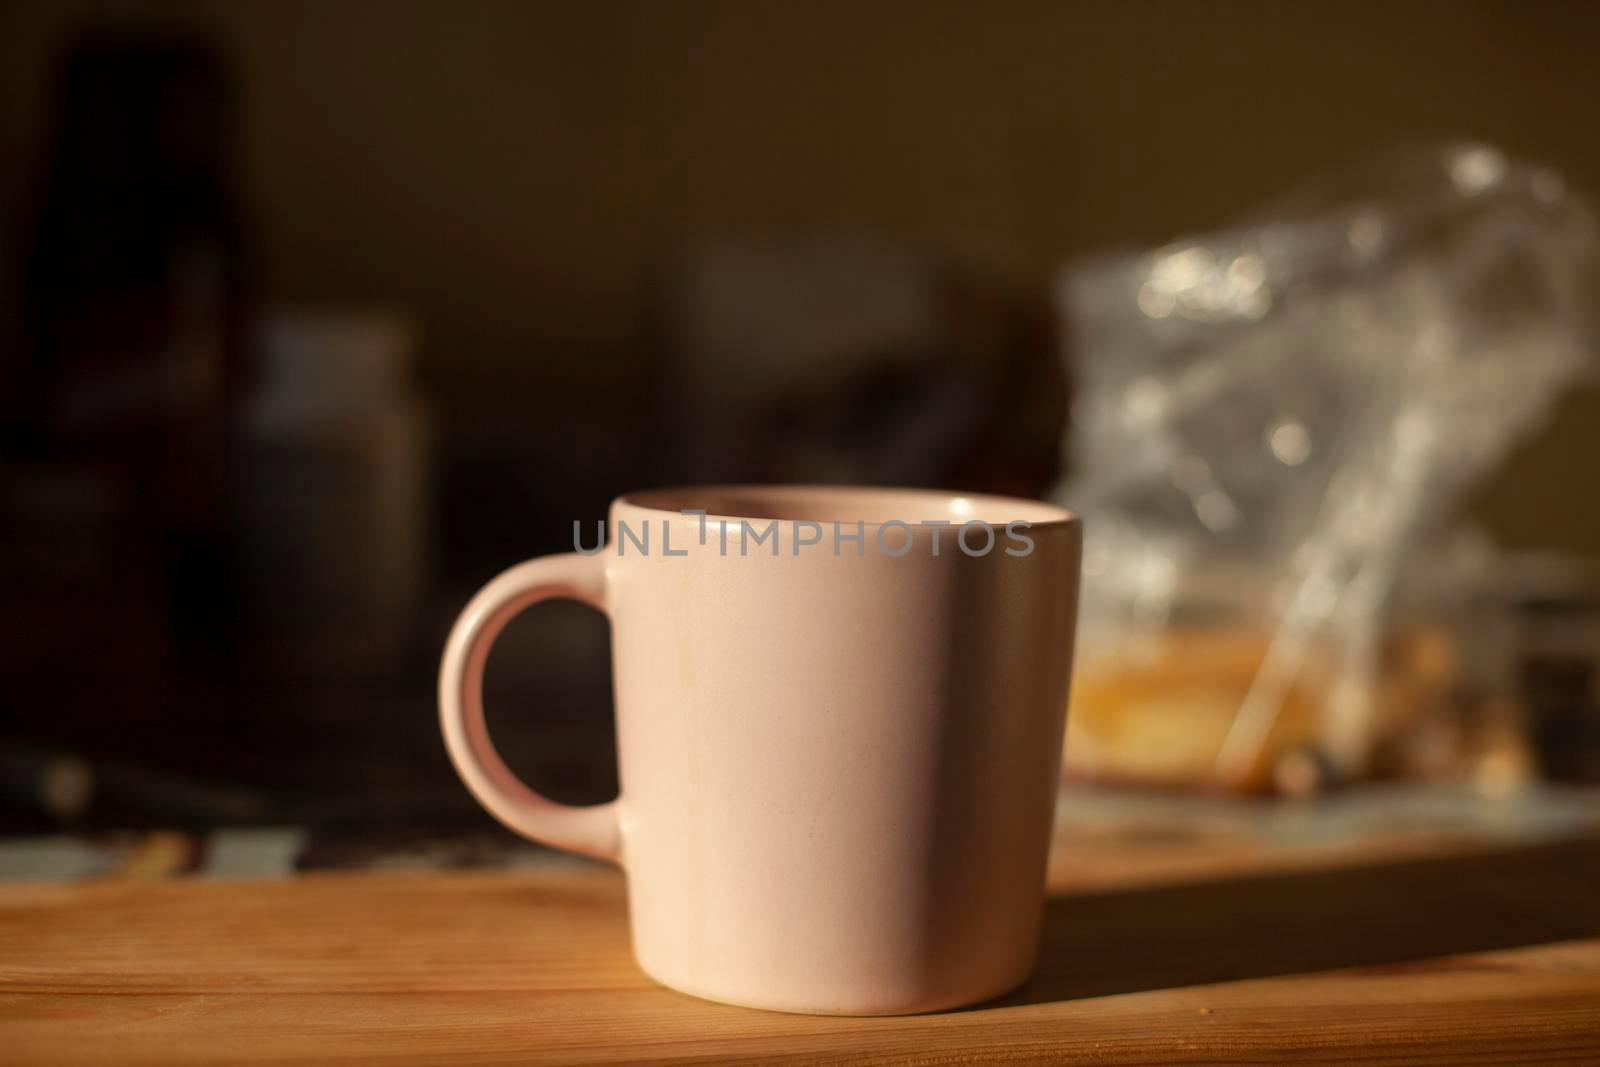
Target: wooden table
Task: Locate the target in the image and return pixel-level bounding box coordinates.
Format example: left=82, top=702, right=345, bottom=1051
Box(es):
left=4, top=834, right=1600, bottom=1064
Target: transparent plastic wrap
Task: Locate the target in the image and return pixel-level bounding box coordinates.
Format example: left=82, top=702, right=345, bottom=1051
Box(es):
left=1053, top=143, right=1596, bottom=792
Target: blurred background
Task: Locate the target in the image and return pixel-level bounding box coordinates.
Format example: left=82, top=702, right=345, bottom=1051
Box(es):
left=2, top=0, right=1599, bottom=875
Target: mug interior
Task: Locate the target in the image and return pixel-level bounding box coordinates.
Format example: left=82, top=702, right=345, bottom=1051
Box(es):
left=621, top=485, right=1075, bottom=528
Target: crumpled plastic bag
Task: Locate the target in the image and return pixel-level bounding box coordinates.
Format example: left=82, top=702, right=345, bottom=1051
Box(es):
left=1053, top=142, right=1596, bottom=791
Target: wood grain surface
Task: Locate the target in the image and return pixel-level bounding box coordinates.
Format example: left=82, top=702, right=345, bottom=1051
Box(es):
left=3, top=837, right=1600, bottom=1065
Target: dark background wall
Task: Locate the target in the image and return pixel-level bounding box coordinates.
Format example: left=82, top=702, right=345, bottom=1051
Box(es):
left=2, top=1, right=1598, bottom=830
left=2, top=0, right=1597, bottom=552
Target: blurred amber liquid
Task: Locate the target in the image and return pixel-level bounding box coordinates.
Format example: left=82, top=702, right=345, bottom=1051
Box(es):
left=1063, top=627, right=1326, bottom=793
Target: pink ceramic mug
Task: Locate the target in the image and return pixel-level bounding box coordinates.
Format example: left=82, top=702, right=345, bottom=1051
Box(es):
left=439, top=486, right=1080, bottom=1014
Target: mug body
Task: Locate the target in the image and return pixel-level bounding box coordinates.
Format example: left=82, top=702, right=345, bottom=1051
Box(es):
left=605, top=487, right=1079, bottom=1014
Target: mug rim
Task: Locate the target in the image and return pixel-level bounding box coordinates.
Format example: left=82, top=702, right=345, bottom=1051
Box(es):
left=617, top=484, right=1078, bottom=530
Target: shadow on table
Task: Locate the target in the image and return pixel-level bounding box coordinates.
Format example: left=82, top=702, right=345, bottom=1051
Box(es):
left=994, top=837, right=1600, bottom=1007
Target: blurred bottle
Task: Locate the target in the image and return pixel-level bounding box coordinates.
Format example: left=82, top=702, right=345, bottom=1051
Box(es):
left=8, top=25, right=249, bottom=753
left=21, top=25, right=247, bottom=521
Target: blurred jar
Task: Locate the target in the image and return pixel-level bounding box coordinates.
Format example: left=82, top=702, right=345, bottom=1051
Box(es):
left=233, top=311, right=431, bottom=682
left=1512, top=558, right=1600, bottom=784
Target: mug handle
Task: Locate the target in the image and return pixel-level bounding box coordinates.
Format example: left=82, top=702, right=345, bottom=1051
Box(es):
left=438, top=553, right=621, bottom=864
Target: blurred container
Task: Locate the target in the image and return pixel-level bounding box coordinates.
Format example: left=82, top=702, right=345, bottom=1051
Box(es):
left=233, top=311, right=431, bottom=681
left=1054, top=143, right=1596, bottom=793
left=1512, top=556, right=1600, bottom=784
left=667, top=240, right=1061, bottom=494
